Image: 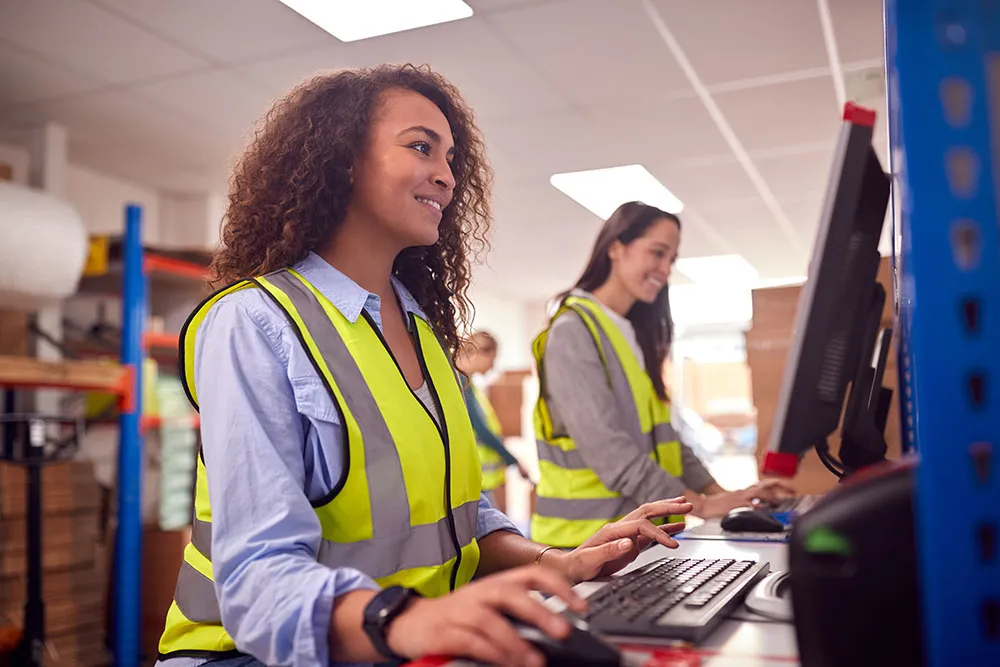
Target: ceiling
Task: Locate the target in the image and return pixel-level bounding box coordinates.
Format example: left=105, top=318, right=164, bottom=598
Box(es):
left=0, top=0, right=890, bottom=300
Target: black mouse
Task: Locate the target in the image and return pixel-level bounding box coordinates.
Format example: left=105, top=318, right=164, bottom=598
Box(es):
left=504, top=614, right=622, bottom=666
left=720, top=507, right=786, bottom=533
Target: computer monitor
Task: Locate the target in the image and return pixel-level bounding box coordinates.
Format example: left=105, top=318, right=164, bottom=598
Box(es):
left=761, top=102, right=893, bottom=481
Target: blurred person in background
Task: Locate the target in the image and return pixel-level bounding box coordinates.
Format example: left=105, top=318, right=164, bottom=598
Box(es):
left=530, top=201, right=794, bottom=548
left=155, top=66, right=694, bottom=667
left=455, top=329, right=531, bottom=515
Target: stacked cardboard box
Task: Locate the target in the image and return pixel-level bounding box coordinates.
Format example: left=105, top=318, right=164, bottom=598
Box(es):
left=747, top=258, right=901, bottom=494
left=0, top=460, right=108, bottom=666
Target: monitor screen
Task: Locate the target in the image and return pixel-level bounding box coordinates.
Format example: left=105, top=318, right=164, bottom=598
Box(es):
left=761, top=103, right=892, bottom=480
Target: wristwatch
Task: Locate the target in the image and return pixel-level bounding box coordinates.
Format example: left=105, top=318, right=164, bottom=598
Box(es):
left=362, top=585, right=421, bottom=661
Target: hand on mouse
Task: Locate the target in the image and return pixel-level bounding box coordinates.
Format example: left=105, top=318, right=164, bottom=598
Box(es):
left=385, top=565, right=586, bottom=667
left=551, top=497, right=693, bottom=584
left=746, top=478, right=796, bottom=504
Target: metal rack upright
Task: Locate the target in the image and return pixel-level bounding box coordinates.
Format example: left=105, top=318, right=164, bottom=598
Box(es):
left=884, top=1, right=1000, bottom=663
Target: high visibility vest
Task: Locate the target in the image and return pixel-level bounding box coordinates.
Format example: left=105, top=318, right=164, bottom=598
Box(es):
left=157, top=268, right=482, bottom=661
left=471, top=383, right=507, bottom=491
left=530, top=296, right=685, bottom=548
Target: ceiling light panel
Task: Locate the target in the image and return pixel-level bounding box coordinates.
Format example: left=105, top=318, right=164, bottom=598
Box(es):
left=277, top=0, right=474, bottom=42
left=550, top=164, right=684, bottom=220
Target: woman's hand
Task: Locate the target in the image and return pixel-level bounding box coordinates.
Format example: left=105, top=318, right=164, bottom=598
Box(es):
left=690, top=479, right=797, bottom=518
left=385, top=566, right=586, bottom=667
left=747, top=478, right=796, bottom=504
left=549, top=497, right=693, bottom=584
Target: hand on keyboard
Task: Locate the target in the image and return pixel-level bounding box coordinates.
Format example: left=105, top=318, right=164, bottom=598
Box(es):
left=556, top=497, right=694, bottom=584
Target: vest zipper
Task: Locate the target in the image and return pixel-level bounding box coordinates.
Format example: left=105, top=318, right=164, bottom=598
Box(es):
left=360, top=310, right=464, bottom=592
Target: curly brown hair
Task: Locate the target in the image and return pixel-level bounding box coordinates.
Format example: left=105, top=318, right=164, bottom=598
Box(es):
left=211, top=63, right=493, bottom=353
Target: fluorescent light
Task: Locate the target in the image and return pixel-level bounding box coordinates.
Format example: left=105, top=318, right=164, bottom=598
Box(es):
left=277, top=0, right=473, bottom=42
left=676, top=255, right=758, bottom=285
left=550, top=165, right=683, bottom=219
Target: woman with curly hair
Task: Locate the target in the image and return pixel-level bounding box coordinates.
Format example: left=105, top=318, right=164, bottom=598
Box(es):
left=155, top=64, right=692, bottom=667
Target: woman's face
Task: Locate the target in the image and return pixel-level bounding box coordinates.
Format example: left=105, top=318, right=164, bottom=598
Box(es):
left=350, top=88, right=457, bottom=248
left=609, top=217, right=681, bottom=304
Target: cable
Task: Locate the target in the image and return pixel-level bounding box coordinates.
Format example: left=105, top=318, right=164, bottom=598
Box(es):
left=815, top=439, right=845, bottom=479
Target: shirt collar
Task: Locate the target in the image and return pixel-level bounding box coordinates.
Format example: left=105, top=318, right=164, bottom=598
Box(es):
left=291, top=252, right=428, bottom=330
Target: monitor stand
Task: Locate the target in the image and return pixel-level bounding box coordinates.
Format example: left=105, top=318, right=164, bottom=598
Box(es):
left=816, top=282, right=894, bottom=480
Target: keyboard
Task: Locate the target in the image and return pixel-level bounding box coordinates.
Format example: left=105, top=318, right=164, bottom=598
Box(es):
left=582, top=557, right=769, bottom=642
left=765, top=494, right=822, bottom=515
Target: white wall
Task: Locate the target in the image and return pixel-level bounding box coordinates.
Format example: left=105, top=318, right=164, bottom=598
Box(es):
left=68, top=163, right=160, bottom=241
left=0, top=143, right=30, bottom=184
left=467, top=288, right=531, bottom=371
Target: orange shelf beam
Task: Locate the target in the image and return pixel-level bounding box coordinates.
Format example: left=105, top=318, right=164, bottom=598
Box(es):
left=0, top=355, right=134, bottom=410
left=140, top=414, right=200, bottom=433
left=143, top=332, right=179, bottom=350
left=144, top=254, right=209, bottom=281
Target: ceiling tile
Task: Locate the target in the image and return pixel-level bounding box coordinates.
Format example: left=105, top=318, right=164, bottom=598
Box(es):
left=650, top=159, right=759, bottom=206
left=486, top=0, right=692, bottom=106
left=479, top=110, right=611, bottom=184
left=4, top=90, right=231, bottom=178
left=90, top=0, right=334, bottom=64
left=238, top=17, right=568, bottom=122
left=585, top=94, right=730, bottom=165
left=713, top=76, right=841, bottom=151
left=132, top=70, right=277, bottom=136
left=828, top=0, right=886, bottom=64
left=752, top=146, right=836, bottom=198
left=0, top=0, right=207, bottom=84
left=650, top=0, right=828, bottom=84
left=0, top=41, right=106, bottom=107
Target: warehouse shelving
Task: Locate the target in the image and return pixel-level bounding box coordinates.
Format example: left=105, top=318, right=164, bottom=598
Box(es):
left=884, top=0, right=1000, bottom=663
left=1, top=203, right=209, bottom=667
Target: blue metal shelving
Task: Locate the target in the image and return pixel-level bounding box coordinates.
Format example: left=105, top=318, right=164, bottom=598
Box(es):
left=884, top=1, right=1000, bottom=663
left=116, top=203, right=146, bottom=667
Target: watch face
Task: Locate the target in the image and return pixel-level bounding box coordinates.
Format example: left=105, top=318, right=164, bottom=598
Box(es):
left=367, top=586, right=407, bottom=624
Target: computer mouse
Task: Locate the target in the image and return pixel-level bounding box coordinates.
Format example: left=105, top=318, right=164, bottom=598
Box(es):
left=721, top=507, right=787, bottom=533
left=504, top=613, right=622, bottom=666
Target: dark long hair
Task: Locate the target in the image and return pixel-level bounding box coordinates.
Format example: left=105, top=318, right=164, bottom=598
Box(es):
left=567, top=201, right=680, bottom=400
left=210, top=64, right=492, bottom=355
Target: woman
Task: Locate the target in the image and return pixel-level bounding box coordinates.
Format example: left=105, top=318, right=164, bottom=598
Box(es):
left=155, top=66, right=692, bottom=667
left=455, top=330, right=531, bottom=514
left=531, top=201, right=792, bottom=548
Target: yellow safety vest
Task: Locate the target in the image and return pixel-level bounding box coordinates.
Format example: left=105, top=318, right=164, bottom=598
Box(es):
left=530, top=296, right=685, bottom=548
left=472, top=383, right=508, bottom=491
left=158, top=268, right=482, bottom=661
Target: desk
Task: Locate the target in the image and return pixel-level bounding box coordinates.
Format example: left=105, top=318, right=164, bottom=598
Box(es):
left=408, top=538, right=799, bottom=667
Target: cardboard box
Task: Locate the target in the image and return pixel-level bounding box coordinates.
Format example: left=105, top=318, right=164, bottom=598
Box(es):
left=487, top=370, right=531, bottom=438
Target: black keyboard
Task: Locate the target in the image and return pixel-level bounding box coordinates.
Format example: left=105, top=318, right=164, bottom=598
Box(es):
left=582, top=557, right=769, bottom=642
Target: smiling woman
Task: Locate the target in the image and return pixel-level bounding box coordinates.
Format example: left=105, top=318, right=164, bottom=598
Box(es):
left=209, top=64, right=490, bottom=354
left=154, top=64, right=695, bottom=667
left=530, top=201, right=796, bottom=547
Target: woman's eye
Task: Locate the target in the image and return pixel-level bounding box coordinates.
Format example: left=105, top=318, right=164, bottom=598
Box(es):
left=410, top=142, right=431, bottom=155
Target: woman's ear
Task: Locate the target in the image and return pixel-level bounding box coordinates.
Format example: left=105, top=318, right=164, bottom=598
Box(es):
left=607, top=239, right=624, bottom=263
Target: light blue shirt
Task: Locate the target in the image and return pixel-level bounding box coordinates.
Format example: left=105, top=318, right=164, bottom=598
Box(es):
left=159, top=252, right=520, bottom=667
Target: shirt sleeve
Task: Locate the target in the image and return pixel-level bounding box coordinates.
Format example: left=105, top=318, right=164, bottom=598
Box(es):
left=678, top=439, right=718, bottom=492
left=475, top=492, right=522, bottom=538
left=542, top=314, right=688, bottom=505
left=195, top=294, right=379, bottom=667
left=463, top=385, right=519, bottom=466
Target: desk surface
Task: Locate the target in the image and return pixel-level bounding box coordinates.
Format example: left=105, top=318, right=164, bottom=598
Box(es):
left=408, top=536, right=799, bottom=667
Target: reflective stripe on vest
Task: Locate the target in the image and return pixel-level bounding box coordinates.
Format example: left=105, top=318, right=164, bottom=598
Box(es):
left=530, top=296, right=684, bottom=548
left=158, top=269, right=482, bottom=660
left=472, top=383, right=507, bottom=490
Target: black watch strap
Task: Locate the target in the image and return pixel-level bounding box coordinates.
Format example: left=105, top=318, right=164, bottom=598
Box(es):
left=362, top=586, right=419, bottom=661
